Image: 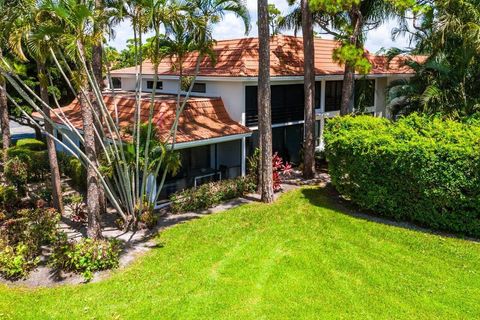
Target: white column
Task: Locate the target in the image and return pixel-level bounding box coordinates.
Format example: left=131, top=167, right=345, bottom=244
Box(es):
left=320, top=80, right=326, bottom=113
left=241, top=137, right=246, bottom=176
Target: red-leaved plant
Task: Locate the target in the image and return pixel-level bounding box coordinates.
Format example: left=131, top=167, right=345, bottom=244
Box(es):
left=272, top=152, right=292, bottom=191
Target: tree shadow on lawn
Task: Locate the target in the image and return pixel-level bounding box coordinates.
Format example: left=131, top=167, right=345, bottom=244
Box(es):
left=300, top=185, right=480, bottom=243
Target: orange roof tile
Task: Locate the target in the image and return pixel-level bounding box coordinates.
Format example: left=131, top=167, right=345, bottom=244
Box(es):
left=41, top=93, right=251, bottom=144
left=111, top=35, right=424, bottom=77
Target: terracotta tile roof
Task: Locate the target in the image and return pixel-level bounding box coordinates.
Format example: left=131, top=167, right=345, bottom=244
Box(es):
left=40, top=92, right=251, bottom=144
left=110, top=35, right=425, bottom=77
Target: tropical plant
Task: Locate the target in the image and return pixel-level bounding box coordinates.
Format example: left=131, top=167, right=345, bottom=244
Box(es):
left=0, top=0, right=250, bottom=232
left=9, top=0, right=64, bottom=212
left=387, top=0, right=480, bottom=117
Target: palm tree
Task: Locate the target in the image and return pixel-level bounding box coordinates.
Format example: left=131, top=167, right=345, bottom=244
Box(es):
left=43, top=0, right=103, bottom=239
left=257, top=0, right=273, bottom=203
left=9, top=4, right=65, bottom=213
left=301, top=0, right=315, bottom=179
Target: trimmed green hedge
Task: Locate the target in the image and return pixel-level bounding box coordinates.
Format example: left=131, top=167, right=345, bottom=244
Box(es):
left=15, top=138, right=46, bottom=151
left=324, top=114, right=480, bottom=237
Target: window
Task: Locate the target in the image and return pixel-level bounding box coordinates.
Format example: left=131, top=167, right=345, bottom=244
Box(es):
left=192, top=82, right=206, bottom=93
left=111, top=77, right=122, bottom=89
left=325, top=81, right=343, bottom=112
left=354, top=79, right=375, bottom=110
left=146, top=80, right=163, bottom=90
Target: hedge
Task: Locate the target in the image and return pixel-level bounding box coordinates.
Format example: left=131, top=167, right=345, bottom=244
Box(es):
left=324, top=114, right=480, bottom=237
left=15, top=138, right=46, bottom=151
left=170, top=176, right=256, bottom=213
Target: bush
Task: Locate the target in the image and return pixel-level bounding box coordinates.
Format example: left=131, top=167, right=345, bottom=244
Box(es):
left=0, top=208, right=60, bottom=279
left=16, top=138, right=46, bottom=151
left=0, top=240, right=39, bottom=280
left=324, top=114, right=480, bottom=237
left=0, top=185, right=20, bottom=211
left=247, top=148, right=292, bottom=191
left=50, top=236, right=121, bottom=281
left=63, top=157, right=87, bottom=190
left=4, top=157, right=28, bottom=194
left=6, top=147, right=50, bottom=182
left=170, top=176, right=256, bottom=213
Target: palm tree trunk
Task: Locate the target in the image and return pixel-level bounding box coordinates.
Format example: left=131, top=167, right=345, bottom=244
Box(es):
left=302, top=0, right=316, bottom=179
left=0, top=49, right=10, bottom=162
left=78, top=40, right=102, bottom=240
left=340, top=8, right=362, bottom=116
left=92, top=0, right=107, bottom=216
left=37, top=61, right=64, bottom=213
left=258, top=0, right=274, bottom=203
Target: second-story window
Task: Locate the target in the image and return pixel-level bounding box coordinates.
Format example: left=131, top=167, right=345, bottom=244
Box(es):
left=325, top=80, right=343, bottom=112
left=192, top=82, right=206, bottom=93
left=147, top=80, right=163, bottom=90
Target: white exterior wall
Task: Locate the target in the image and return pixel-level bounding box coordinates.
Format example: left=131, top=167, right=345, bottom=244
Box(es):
left=375, top=77, right=388, bottom=117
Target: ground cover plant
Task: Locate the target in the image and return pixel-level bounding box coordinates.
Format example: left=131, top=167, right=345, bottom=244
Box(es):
left=324, top=114, right=480, bottom=237
left=0, top=187, right=479, bottom=319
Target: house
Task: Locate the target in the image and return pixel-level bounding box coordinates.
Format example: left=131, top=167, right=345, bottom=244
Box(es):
left=46, top=35, right=418, bottom=198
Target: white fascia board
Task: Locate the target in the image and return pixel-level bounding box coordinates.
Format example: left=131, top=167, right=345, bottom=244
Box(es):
left=170, top=132, right=252, bottom=150
left=112, top=73, right=414, bottom=82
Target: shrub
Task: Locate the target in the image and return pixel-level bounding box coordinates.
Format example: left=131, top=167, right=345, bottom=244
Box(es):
left=324, top=114, right=480, bottom=237
left=64, top=194, right=86, bottom=223
left=4, top=157, right=28, bottom=194
left=63, top=157, right=87, bottom=190
left=16, top=138, right=46, bottom=151
left=0, top=208, right=60, bottom=280
left=170, top=176, right=256, bottom=213
left=6, top=147, right=50, bottom=181
left=50, top=236, right=121, bottom=281
left=0, top=240, right=39, bottom=280
left=247, top=148, right=292, bottom=191
left=0, top=185, right=20, bottom=211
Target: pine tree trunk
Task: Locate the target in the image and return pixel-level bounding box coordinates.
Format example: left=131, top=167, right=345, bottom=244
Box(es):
left=302, top=0, right=316, bottom=179
left=340, top=8, right=362, bottom=116
left=340, top=64, right=355, bottom=115
left=258, top=0, right=274, bottom=203
left=0, top=49, right=10, bottom=162
left=78, top=40, right=102, bottom=240
left=37, top=61, right=63, bottom=213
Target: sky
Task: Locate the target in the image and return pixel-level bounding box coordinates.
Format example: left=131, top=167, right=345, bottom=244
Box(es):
left=109, top=0, right=412, bottom=53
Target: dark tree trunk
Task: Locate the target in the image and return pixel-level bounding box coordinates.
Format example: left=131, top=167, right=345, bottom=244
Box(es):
left=92, top=0, right=107, bottom=215
left=37, top=61, right=64, bottom=213
left=340, top=7, right=363, bottom=116
left=78, top=40, right=102, bottom=240
left=0, top=49, right=10, bottom=162
left=258, top=0, right=274, bottom=203
left=34, top=126, right=43, bottom=141
left=302, top=0, right=316, bottom=179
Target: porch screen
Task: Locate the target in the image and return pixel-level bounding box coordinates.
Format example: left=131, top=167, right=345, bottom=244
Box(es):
left=245, top=84, right=304, bottom=127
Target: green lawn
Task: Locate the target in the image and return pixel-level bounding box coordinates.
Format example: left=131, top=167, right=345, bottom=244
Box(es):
left=1, top=187, right=480, bottom=319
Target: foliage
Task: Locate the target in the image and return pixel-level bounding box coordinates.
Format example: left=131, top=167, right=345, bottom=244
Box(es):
left=0, top=240, right=39, bottom=280
left=0, top=185, right=19, bottom=211
left=6, top=146, right=50, bottom=181
left=64, top=194, right=86, bottom=223
left=62, top=157, right=87, bottom=191
left=0, top=207, right=60, bottom=279
left=247, top=148, right=293, bottom=192
left=170, top=176, right=256, bottom=213
left=15, top=138, right=46, bottom=151
left=324, top=114, right=480, bottom=237
left=387, top=0, right=480, bottom=117
left=4, top=157, right=28, bottom=194
left=50, top=236, right=121, bottom=281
